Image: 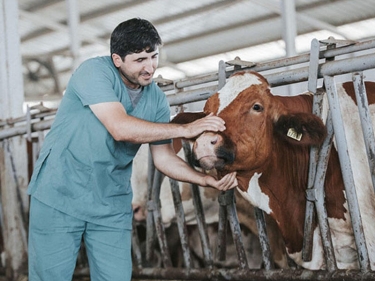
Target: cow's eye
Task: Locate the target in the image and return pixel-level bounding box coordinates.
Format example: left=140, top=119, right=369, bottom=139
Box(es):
left=253, top=103, right=263, bottom=112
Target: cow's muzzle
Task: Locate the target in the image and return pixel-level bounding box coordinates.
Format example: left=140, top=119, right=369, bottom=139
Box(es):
left=193, top=132, right=235, bottom=170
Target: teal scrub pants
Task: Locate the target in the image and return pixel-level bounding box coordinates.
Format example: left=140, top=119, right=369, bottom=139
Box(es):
left=28, top=197, right=132, bottom=281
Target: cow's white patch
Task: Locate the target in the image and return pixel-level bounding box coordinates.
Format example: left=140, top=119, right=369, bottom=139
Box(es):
left=237, top=172, right=272, bottom=215
left=288, top=227, right=325, bottom=270
left=218, top=72, right=263, bottom=114
left=321, top=83, right=375, bottom=270
left=288, top=209, right=360, bottom=270
left=335, top=84, right=375, bottom=270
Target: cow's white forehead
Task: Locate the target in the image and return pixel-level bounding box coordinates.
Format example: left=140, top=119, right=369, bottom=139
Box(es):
left=218, top=72, right=263, bottom=113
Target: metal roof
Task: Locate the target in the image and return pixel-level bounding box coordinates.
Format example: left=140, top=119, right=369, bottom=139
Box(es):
left=17, top=0, right=375, bottom=101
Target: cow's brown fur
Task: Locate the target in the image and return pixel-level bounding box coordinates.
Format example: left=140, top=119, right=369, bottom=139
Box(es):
left=171, top=72, right=375, bottom=262
left=171, top=78, right=326, bottom=255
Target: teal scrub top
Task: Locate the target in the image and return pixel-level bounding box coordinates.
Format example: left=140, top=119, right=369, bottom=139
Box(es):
left=27, top=56, right=171, bottom=230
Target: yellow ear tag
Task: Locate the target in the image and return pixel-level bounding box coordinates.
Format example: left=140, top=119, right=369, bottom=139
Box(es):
left=287, top=128, right=302, bottom=141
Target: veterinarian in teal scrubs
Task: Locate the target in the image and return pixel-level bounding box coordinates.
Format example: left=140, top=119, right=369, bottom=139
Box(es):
left=27, top=18, right=238, bottom=281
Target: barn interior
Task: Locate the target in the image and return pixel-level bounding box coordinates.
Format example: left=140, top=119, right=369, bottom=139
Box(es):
left=1, top=0, right=375, bottom=280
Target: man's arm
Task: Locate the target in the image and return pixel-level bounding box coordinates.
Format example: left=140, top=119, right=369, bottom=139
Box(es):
left=150, top=143, right=237, bottom=191
left=90, top=102, right=226, bottom=143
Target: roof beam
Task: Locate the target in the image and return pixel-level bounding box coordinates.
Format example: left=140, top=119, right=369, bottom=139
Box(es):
left=20, top=0, right=368, bottom=63
left=20, top=0, right=154, bottom=43
left=19, top=9, right=107, bottom=47
left=249, top=0, right=351, bottom=39
left=21, top=0, right=62, bottom=12
left=19, top=9, right=66, bottom=33
left=149, top=0, right=349, bottom=49
left=153, top=0, right=238, bottom=26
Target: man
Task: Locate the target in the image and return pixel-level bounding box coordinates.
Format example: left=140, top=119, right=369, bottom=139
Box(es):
left=27, top=18, right=237, bottom=281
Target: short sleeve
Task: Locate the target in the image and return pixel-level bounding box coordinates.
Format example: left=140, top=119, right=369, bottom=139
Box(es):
left=67, top=58, right=119, bottom=106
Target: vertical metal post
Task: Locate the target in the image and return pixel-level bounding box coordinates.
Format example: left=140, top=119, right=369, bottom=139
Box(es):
left=302, top=38, right=321, bottom=261
left=132, top=220, right=143, bottom=269
left=182, top=140, right=213, bottom=268
left=169, top=178, right=192, bottom=268
left=254, top=207, right=274, bottom=270
left=0, top=1, right=28, bottom=278
left=151, top=169, right=172, bottom=268
left=280, top=0, right=298, bottom=96
left=280, top=0, right=297, bottom=57
left=324, top=75, right=371, bottom=271
left=216, top=60, right=229, bottom=262
left=226, top=189, right=249, bottom=269
left=302, top=39, right=337, bottom=269
left=146, top=149, right=156, bottom=263
left=216, top=192, right=228, bottom=262
left=66, top=0, right=81, bottom=70
left=143, top=146, right=173, bottom=267
left=309, top=111, right=337, bottom=271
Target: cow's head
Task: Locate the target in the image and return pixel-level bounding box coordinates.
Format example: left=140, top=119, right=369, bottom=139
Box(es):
left=172, top=71, right=327, bottom=177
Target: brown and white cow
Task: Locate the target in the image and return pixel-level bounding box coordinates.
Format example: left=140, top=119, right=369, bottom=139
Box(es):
left=171, top=70, right=375, bottom=270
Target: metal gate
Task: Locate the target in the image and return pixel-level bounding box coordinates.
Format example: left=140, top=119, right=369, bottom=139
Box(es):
left=130, top=37, right=375, bottom=280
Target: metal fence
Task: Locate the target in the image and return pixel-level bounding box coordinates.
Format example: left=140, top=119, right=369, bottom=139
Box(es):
left=1, top=37, right=375, bottom=280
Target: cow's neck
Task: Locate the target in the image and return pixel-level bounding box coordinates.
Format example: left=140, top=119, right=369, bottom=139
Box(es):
left=237, top=138, right=312, bottom=254
left=237, top=138, right=347, bottom=255
left=268, top=146, right=310, bottom=254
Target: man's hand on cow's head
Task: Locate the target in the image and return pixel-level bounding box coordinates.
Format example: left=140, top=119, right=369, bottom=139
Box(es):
left=184, top=113, right=226, bottom=139
left=204, top=171, right=237, bottom=191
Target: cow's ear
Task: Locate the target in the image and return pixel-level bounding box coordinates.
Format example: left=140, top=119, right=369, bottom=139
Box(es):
left=171, top=112, right=207, bottom=124
left=274, top=113, right=327, bottom=146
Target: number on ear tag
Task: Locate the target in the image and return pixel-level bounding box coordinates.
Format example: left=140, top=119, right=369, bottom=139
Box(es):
left=287, top=128, right=302, bottom=141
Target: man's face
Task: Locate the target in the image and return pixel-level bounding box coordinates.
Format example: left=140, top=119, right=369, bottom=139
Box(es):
left=112, top=47, right=159, bottom=89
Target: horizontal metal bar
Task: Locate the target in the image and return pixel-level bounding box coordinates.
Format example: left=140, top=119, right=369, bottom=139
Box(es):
left=0, top=118, right=54, bottom=140
left=0, top=109, right=56, bottom=128
left=167, top=85, right=218, bottom=106
left=160, top=39, right=375, bottom=91
left=130, top=267, right=375, bottom=281
left=265, top=52, right=375, bottom=88
left=166, top=52, right=375, bottom=106
left=323, top=39, right=375, bottom=59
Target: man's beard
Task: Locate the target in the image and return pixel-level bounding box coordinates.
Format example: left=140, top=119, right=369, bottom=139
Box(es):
left=119, top=69, right=153, bottom=88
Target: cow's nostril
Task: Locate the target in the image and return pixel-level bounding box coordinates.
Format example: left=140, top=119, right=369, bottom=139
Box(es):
left=211, top=136, right=218, bottom=145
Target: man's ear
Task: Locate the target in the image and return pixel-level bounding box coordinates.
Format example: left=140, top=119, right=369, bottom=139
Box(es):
left=112, top=53, right=123, bottom=67
left=274, top=112, right=327, bottom=146
left=171, top=112, right=207, bottom=124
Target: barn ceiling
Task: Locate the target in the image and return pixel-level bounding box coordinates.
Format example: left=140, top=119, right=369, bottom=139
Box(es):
left=17, top=0, right=375, bottom=102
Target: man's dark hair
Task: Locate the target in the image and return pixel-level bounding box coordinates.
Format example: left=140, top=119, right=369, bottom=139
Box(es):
left=110, top=18, right=162, bottom=59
